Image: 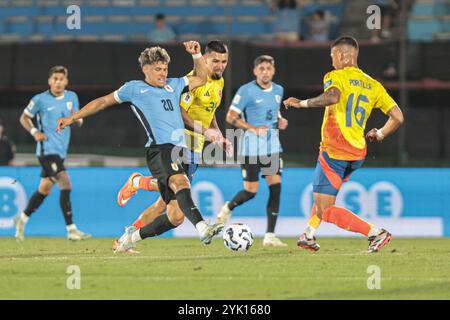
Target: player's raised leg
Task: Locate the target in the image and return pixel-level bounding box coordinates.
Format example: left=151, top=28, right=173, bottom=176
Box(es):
left=113, top=196, right=167, bottom=252
left=298, top=154, right=391, bottom=252
left=117, top=172, right=158, bottom=206
left=262, top=174, right=287, bottom=247
left=115, top=199, right=184, bottom=252
left=15, top=177, right=53, bottom=242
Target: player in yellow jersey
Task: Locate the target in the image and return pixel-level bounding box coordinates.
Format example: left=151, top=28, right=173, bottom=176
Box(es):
left=113, top=41, right=230, bottom=252
left=284, top=36, right=404, bottom=253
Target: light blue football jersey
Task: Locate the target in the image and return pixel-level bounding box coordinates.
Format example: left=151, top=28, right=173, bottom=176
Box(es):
left=114, top=77, right=189, bottom=148
left=230, top=81, right=284, bottom=156
left=24, top=90, right=79, bottom=159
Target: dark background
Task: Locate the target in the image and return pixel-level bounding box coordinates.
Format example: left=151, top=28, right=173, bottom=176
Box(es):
left=1, top=40, right=449, bottom=165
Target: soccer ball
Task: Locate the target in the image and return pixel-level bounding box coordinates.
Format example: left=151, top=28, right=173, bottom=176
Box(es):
left=223, top=223, right=254, bottom=252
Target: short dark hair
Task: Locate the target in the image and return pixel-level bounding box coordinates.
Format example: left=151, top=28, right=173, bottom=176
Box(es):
left=155, top=13, right=165, bottom=21
left=205, top=40, right=228, bottom=54
left=253, top=55, right=275, bottom=68
left=332, top=36, right=359, bottom=50
left=48, top=65, right=68, bottom=78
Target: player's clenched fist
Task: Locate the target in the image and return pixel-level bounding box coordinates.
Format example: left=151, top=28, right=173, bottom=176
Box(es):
left=56, top=116, right=74, bottom=133
left=365, top=128, right=384, bottom=143
left=183, top=41, right=201, bottom=55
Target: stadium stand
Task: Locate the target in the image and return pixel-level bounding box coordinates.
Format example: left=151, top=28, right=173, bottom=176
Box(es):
left=0, top=0, right=344, bottom=42
left=408, top=0, right=450, bottom=41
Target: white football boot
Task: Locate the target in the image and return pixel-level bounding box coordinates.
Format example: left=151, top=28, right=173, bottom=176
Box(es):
left=262, top=233, right=288, bottom=247
left=215, top=202, right=232, bottom=227
left=114, top=226, right=138, bottom=253
left=67, top=228, right=92, bottom=241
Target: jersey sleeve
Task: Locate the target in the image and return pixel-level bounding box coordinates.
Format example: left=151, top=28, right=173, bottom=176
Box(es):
left=180, top=90, right=196, bottom=111
left=229, top=86, right=248, bottom=114
left=23, top=94, right=41, bottom=118
left=375, top=84, right=397, bottom=114
left=323, top=71, right=343, bottom=93
left=114, top=81, right=135, bottom=103
left=180, top=76, right=189, bottom=94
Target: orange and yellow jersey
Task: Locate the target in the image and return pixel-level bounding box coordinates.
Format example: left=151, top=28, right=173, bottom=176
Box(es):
left=320, top=66, right=397, bottom=160
left=180, top=71, right=224, bottom=153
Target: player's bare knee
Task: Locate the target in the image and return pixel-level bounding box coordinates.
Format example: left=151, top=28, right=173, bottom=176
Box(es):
left=169, top=174, right=190, bottom=193
left=155, top=198, right=167, bottom=213
left=167, top=206, right=185, bottom=226
left=38, top=187, right=52, bottom=196
left=169, top=213, right=184, bottom=226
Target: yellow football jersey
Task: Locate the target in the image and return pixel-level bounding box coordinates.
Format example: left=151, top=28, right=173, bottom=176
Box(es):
left=320, top=66, right=397, bottom=160
left=180, top=72, right=224, bottom=153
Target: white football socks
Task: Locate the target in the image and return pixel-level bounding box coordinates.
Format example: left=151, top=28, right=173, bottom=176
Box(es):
left=195, top=221, right=208, bottom=235
left=66, top=224, right=77, bottom=232
left=304, top=226, right=316, bottom=239
left=132, top=176, right=141, bottom=188
left=19, top=212, right=29, bottom=224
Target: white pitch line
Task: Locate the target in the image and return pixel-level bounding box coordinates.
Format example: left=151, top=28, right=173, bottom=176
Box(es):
left=0, top=251, right=409, bottom=261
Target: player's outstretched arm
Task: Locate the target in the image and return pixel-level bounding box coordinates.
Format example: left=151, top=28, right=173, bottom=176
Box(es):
left=366, top=106, right=404, bottom=142
left=284, top=87, right=341, bottom=109
left=56, top=92, right=118, bottom=132
left=184, top=41, right=207, bottom=92
left=226, top=109, right=268, bottom=136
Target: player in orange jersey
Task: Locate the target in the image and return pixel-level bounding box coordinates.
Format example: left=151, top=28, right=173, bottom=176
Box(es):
left=284, top=36, right=404, bottom=253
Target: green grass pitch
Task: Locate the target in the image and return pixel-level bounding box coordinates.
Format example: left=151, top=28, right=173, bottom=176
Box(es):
left=0, top=237, right=449, bottom=299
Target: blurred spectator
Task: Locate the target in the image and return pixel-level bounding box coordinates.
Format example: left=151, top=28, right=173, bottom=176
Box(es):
left=0, top=119, right=15, bottom=166
left=148, top=13, right=176, bottom=43
left=269, top=0, right=305, bottom=42
left=306, top=9, right=330, bottom=42
left=371, top=0, right=400, bottom=42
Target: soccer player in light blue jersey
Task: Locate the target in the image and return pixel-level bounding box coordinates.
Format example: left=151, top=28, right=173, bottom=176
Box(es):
left=215, top=55, right=289, bottom=247
left=57, top=42, right=224, bottom=252
left=17, top=66, right=91, bottom=241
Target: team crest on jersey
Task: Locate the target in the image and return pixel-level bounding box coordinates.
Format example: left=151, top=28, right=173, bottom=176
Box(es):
left=66, top=101, right=73, bottom=111
left=27, top=100, right=34, bottom=110
left=275, top=95, right=281, bottom=104
left=204, top=91, right=210, bottom=97
left=164, top=85, right=174, bottom=93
